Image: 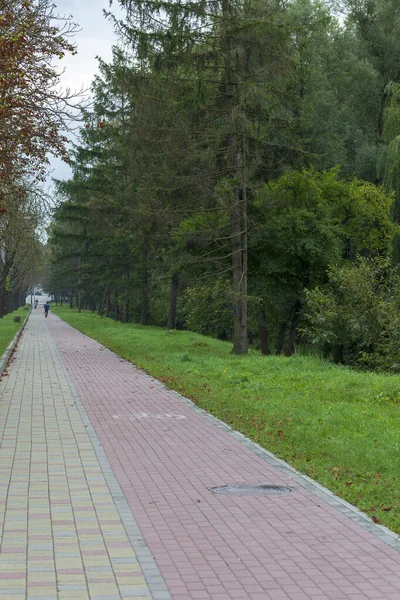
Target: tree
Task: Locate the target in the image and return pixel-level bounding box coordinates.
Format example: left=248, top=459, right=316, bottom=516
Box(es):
left=303, top=257, right=400, bottom=371
left=46, top=0, right=400, bottom=367
left=0, top=183, right=43, bottom=315
left=289, top=0, right=382, bottom=180
left=0, top=0, right=79, bottom=204
left=112, top=0, right=299, bottom=353
left=251, top=168, right=395, bottom=355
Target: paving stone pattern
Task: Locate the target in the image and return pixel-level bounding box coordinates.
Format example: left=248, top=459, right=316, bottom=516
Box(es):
left=46, top=312, right=400, bottom=600
left=0, top=310, right=153, bottom=600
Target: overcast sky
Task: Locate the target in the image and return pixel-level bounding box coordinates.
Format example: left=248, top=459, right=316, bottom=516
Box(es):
left=49, top=0, right=125, bottom=184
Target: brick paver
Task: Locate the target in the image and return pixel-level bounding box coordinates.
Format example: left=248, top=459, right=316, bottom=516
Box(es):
left=42, top=311, right=400, bottom=600
left=0, top=309, right=153, bottom=600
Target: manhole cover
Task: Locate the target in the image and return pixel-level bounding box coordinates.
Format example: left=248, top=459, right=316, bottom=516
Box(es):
left=210, top=485, right=295, bottom=496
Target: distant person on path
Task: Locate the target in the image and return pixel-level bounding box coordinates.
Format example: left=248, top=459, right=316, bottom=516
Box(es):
left=44, top=302, right=50, bottom=318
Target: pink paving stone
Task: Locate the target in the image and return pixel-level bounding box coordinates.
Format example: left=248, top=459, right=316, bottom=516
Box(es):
left=0, top=573, right=25, bottom=579
left=45, top=315, right=400, bottom=600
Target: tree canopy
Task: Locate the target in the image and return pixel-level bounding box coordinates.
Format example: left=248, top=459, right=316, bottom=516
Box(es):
left=0, top=0, right=80, bottom=314
left=45, top=0, right=400, bottom=367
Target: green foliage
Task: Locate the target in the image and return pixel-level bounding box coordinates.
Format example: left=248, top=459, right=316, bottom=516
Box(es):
left=254, top=169, right=343, bottom=279
left=303, top=257, right=400, bottom=371
left=250, top=168, right=395, bottom=353
left=46, top=0, right=400, bottom=364
left=341, top=179, right=396, bottom=257
left=255, top=168, right=394, bottom=263
left=178, top=278, right=233, bottom=339
left=382, top=82, right=400, bottom=146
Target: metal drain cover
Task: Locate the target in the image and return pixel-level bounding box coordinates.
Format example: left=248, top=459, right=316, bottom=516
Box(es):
left=210, top=485, right=295, bottom=496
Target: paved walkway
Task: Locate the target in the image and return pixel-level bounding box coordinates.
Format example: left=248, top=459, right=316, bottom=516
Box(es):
left=0, top=309, right=400, bottom=599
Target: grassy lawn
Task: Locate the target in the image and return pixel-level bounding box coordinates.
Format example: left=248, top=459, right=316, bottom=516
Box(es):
left=0, top=307, right=29, bottom=358
left=52, top=305, right=400, bottom=534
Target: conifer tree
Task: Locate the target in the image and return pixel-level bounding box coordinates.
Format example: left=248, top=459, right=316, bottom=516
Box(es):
left=112, top=0, right=299, bottom=353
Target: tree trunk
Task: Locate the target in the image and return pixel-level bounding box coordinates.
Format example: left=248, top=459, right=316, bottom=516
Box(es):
left=76, top=255, right=82, bottom=312
left=19, top=290, right=25, bottom=308
left=123, top=297, right=129, bottom=323
left=101, top=288, right=111, bottom=318
left=222, top=0, right=247, bottom=354
left=114, top=291, right=121, bottom=321
left=140, top=242, right=148, bottom=326
left=284, top=301, right=301, bottom=357
left=99, top=288, right=107, bottom=316
left=333, top=344, right=344, bottom=364
left=276, top=323, right=286, bottom=355
left=259, top=305, right=270, bottom=355
left=105, top=289, right=111, bottom=318
left=167, top=272, right=179, bottom=330
left=5, top=292, right=11, bottom=315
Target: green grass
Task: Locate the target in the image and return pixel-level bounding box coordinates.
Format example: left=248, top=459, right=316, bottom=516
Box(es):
left=0, top=307, right=29, bottom=358
left=52, top=305, right=400, bottom=534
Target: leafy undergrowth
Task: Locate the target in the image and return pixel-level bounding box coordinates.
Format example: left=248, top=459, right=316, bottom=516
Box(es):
left=0, top=307, right=29, bottom=358
left=53, top=305, right=400, bottom=534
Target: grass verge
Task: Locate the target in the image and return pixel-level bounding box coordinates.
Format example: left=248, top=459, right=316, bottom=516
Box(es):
left=0, top=307, right=29, bottom=358
left=52, top=305, right=400, bottom=534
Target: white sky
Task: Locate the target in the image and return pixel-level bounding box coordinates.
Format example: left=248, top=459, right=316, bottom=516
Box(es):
left=48, top=0, right=125, bottom=184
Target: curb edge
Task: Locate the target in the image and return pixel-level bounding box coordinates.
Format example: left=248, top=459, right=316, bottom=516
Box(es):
left=0, top=308, right=31, bottom=377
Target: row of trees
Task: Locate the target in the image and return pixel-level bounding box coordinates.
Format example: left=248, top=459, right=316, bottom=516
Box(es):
left=46, top=0, right=400, bottom=368
left=0, top=0, right=80, bottom=315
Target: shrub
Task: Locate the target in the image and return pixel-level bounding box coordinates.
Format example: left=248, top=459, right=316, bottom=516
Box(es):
left=303, top=257, right=400, bottom=371
left=178, top=278, right=233, bottom=339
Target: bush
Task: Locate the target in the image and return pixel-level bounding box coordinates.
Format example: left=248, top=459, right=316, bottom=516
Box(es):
left=303, top=257, right=400, bottom=371
left=178, top=278, right=233, bottom=339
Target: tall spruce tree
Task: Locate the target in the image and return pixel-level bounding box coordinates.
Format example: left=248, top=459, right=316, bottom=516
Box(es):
left=112, top=0, right=300, bottom=353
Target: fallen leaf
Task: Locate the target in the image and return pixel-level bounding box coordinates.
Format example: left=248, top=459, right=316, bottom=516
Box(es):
left=371, top=516, right=381, bottom=524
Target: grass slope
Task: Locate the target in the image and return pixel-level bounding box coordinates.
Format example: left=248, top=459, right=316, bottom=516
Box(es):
left=52, top=305, right=400, bottom=534
left=0, top=307, right=29, bottom=358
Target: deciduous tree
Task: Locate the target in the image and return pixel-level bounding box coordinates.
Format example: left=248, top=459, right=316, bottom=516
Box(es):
left=0, top=0, right=79, bottom=204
